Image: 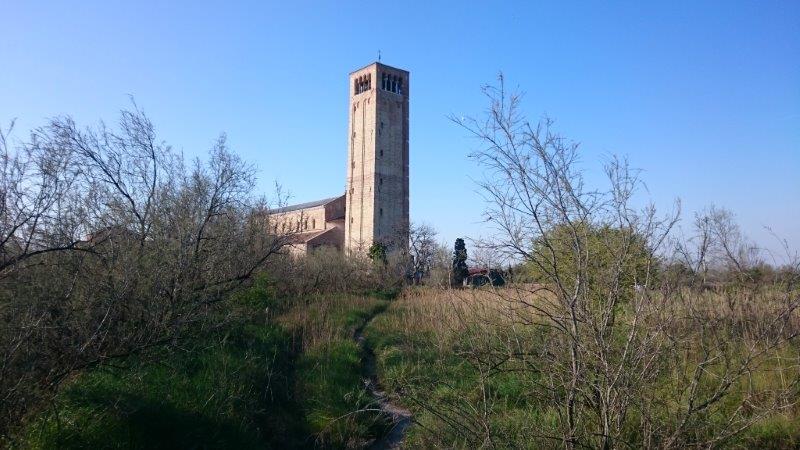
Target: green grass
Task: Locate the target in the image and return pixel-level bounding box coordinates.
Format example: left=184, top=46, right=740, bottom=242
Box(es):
left=364, top=307, right=493, bottom=447
left=14, top=281, right=393, bottom=449
left=284, top=294, right=391, bottom=448
left=296, top=341, right=380, bottom=447
left=19, top=324, right=302, bottom=449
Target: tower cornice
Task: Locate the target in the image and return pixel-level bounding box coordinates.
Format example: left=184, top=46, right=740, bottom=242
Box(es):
left=349, top=61, right=409, bottom=75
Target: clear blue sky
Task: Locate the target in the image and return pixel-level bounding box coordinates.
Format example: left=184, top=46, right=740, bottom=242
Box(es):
left=2, top=1, right=798, bottom=259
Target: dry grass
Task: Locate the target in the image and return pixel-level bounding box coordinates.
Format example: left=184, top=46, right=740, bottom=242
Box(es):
left=276, top=293, right=384, bottom=350
left=368, top=285, right=800, bottom=448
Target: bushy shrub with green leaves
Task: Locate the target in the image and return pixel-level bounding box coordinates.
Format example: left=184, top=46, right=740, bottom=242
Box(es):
left=525, top=222, right=656, bottom=302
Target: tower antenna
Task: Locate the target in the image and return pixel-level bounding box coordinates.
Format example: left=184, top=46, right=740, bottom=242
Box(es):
left=378, top=50, right=381, bottom=62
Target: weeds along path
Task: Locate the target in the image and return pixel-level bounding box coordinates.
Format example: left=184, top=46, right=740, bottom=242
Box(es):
left=354, top=308, right=412, bottom=449
left=16, top=293, right=400, bottom=448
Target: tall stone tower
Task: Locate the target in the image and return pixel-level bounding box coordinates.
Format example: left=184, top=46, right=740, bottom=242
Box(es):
left=345, top=62, right=409, bottom=254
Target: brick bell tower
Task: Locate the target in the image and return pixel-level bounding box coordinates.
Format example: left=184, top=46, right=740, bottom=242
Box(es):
left=344, top=62, right=410, bottom=255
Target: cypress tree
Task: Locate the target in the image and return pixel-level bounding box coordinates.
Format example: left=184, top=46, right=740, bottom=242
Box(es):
left=452, top=238, right=469, bottom=287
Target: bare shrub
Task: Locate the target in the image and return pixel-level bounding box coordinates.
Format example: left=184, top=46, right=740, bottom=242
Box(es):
left=0, top=107, right=289, bottom=436
left=426, top=242, right=454, bottom=289
left=276, top=247, right=377, bottom=296
left=409, top=222, right=438, bottom=283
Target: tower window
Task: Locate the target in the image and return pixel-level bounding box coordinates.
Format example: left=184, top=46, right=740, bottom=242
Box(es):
left=379, top=149, right=383, bottom=157
left=380, top=208, right=383, bottom=217
left=354, top=74, right=372, bottom=95
left=380, top=177, right=383, bottom=185
left=381, top=73, right=403, bottom=94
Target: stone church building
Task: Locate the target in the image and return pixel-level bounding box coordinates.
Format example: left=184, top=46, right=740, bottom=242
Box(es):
left=269, top=62, right=409, bottom=255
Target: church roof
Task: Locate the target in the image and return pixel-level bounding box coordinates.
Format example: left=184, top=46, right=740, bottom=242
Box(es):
left=284, top=228, right=329, bottom=244
left=283, top=226, right=343, bottom=246
left=270, top=195, right=342, bottom=214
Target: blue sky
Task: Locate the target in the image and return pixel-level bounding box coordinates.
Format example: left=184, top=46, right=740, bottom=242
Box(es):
left=2, top=1, right=798, bottom=259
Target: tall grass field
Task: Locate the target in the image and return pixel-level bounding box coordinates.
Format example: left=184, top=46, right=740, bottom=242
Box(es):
left=365, top=287, right=800, bottom=449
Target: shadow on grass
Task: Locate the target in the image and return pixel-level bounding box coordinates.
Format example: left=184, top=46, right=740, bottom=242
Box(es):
left=22, top=324, right=312, bottom=449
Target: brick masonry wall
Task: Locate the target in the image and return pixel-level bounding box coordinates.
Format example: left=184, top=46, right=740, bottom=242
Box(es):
left=345, top=63, right=409, bottom=254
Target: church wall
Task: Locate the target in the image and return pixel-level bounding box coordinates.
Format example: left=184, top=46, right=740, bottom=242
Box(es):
left=269, top=206, right=327, bottom=234
left=307, top=226, right=345, bottom=251
left=324, top=195, right=346, bottom=221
